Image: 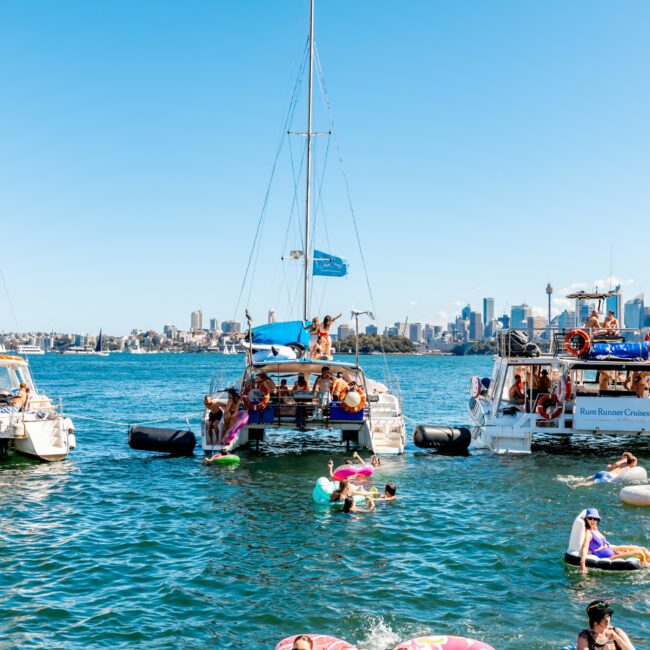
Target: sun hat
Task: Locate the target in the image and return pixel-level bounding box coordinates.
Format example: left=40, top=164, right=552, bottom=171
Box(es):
left=585, top=507, right=601, bottom=520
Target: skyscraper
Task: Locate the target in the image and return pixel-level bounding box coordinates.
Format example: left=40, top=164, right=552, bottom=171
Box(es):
left=461, top=304, right=471, bottom=320
left=606, top=287, right=623, bottom=325
left=483, top=298, right=494, bottom=327
left=511, top=304, right=532, bottom=329
left=469, top=312, right=483, bottom=340
left=191, top=310, right=203, bottom=332
left=624, top=294, right=644, bottom=330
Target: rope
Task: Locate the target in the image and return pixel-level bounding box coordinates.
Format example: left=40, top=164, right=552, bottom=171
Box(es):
left=66, top=411, right=204, bottom=429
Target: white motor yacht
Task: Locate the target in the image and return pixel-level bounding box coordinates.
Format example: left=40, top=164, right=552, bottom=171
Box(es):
left=14, top=344, right=45, bottom=355
left=0, top=353, right=76, bottom=461
left=469, top=290, right=650, bottom=453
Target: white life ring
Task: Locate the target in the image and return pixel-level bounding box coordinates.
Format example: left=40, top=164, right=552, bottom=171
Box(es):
left=469, top=375, right=482, bottom=399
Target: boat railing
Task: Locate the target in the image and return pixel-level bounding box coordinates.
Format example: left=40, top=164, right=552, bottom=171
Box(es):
left=496, top=327, right=648, bottom=358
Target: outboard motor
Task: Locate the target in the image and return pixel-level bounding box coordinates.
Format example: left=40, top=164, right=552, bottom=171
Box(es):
left=413, top=425, right=471, bottom=454
left=128, top=426, right=196, bottom=455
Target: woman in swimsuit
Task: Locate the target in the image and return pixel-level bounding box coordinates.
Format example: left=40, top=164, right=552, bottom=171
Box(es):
left=319, top=313, right=341, bottom=360
left=219, top=388, right=242, bottom=445
left=580, top=508, right=650, bottom=574
left=576, top=600, right=635, bottom=650
left=303, top=317, right=320, bottom=358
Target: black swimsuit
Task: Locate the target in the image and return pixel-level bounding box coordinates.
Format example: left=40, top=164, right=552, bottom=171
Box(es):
left=578, top=629, right=622, bottom=650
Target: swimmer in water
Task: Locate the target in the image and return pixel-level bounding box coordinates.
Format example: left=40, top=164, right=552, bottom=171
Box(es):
left=573, top=452, right=638, bottom=487
left=292, top=635, right=313, bottom=650
left=342, top=495, right=375, bottom=513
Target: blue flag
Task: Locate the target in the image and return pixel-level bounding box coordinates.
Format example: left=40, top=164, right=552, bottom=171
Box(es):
left=313, top=249, right=349, bottom=278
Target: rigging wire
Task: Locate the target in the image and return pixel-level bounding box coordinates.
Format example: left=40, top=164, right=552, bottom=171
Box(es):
left=314, top=46, right=391, bottom=380
left=0, top=268, right=20, bottom=331
left=234, top=38, right=309, bottom=321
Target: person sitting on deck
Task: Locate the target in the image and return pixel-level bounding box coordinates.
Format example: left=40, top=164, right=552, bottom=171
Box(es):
left=583, top=310, right=602, bottom=333
left=508, top=374, right=525, bottom=404
left=624, top=371, right=648, bottom=398
left=598, top=370, right=614, bottom=392
left=535, top=369, right=551, bottom=394
left=11, top=383, right=29, bottom=411
left=313, top=366, right=333, bottom=399
left=331, top=372, right=347, bottom=401
left=292, top=373, right=310, bottom=391
left=603, top=310, right=620, bottom=335
left=277, top=379, right=291, bottom=403
left=255, top=372, right=276, bottom=394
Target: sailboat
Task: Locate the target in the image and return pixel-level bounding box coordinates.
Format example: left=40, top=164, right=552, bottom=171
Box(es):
left=61, top=329, right=109, bottom=356
left=201, top=0, right=406, bottom=456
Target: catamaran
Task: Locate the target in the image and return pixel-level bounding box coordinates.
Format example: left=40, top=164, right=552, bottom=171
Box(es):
left=0, top=353, right=76, bottom=461
left=469, top=290, right=650, bottom=453
left=201, top=0, right=406, bottom=456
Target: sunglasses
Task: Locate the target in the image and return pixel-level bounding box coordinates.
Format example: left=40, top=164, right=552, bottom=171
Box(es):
left=586, top=517, right=599, bottom=521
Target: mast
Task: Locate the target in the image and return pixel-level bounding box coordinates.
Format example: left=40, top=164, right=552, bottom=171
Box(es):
left=303, top=0, right=315, bottom=321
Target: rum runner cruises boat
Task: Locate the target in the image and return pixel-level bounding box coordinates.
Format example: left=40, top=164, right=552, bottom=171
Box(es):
left=201, top=0, right=406, bottom=456
left=0, top=353, right=76, bottom=461
left=469, top=290, right=650, bottom=453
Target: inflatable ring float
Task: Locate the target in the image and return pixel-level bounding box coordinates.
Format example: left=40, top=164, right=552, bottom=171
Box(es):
left=620, top=484, right=650, bottom=506
left=331, top=463, right=374, bottom=481
left=535, top=393, right=562, bottom=420
left=275, top=634, right=356, bottom=649
left=394, top=635, right=495, bottom=649
left=338, top=385, right=366, bottom=413
left=206, top=453, right=240, bottom=465
left=242, top=383, right=270, bottom=411
left=564, top=329, right=590, bottom=356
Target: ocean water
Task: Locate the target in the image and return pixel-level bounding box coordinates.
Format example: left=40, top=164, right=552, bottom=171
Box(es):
left=1, top=354, right=649, bottom=649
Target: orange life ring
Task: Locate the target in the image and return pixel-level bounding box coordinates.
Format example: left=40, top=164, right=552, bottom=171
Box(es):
left=242, top=383, right=270, bottom=411
left=338, top=385, right=366, bottom=413
left=564, top=329, right=590, bottom=356
left=536, top=393, right=562, bottom=419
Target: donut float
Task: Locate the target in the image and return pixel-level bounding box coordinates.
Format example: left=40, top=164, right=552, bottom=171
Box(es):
left=394, top=635, right=495, bottom=650
left=620, top=484, right=650, bottom=506
left=331, top=463, right=373, bottom=481
left=275, top=635, right=356, bottom=650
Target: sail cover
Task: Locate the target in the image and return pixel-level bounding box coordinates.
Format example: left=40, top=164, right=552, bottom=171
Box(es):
left=313, top=250, right=348, bottom=278
left=250, top=320, right=309, bottom=347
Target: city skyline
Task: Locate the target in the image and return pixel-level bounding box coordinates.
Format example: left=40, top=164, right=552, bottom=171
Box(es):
left=1, top=2, right=649, bottom=333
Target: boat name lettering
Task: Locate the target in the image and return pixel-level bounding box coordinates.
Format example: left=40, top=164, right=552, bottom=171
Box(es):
left=577, top=406, right=650, bottom=417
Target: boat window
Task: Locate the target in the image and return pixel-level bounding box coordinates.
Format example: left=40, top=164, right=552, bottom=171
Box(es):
left=0, top=368, right=13, bottom=391
left=581, top=370, right=598, bottom=384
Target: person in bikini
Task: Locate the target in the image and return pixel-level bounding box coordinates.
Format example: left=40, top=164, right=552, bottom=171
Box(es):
left=219, top=388, right=242, bottom=445
left=303, top=317, right=320, bottom=358
left=580, top=507, right=650, bottom=575
left=319, top=314, right=341, bottom=360
left=203, top=394, right=224, bottom=447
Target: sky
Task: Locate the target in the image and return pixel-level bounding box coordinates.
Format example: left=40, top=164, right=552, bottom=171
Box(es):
left=1, top=0, right=650, bottom=335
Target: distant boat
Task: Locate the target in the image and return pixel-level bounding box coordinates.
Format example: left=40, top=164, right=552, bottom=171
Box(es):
left=14, top=344, right=45, bottom=355
left=61, top=330, right=109, bottom=356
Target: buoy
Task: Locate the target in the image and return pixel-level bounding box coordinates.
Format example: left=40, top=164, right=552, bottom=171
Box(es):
left=128, top=426, right=196, bottom=455
left=413, top=425, right=471, bottom=454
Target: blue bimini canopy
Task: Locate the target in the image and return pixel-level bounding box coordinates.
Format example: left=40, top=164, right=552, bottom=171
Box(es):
left=250, top=320, right=310, bottom=347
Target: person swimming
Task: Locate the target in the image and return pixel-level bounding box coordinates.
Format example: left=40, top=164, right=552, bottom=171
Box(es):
left=574, top=452, right=638, bottom=487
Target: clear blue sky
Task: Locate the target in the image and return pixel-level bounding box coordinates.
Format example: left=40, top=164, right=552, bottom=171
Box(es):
left=1, top=0, right=649, bottom=334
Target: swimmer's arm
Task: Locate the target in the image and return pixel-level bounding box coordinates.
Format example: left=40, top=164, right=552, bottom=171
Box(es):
left=575, top=632, right=589, bottom=650
left=327, top=460, right=335, bottom=478
left=352, top=451, right=365, bottom=463
left=611, top=627, right=634, bottom=650
left=366, top=497, right=375, bottom=511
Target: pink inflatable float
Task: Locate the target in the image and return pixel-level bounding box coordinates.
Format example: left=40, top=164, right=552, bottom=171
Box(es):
left=275, top=635, right=356, bottom=650
left=220, top=410, right=249, bottom=445
left=394, top=636, right=494, bottom=650
left=331, top=463, right=373, bottom=481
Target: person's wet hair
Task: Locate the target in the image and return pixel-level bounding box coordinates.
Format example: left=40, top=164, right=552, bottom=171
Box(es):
left=342, top=496, right=354, bottom=513
left=385, top=483, right=396, bottom=497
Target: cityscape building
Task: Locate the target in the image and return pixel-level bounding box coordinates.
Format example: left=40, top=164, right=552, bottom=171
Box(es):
left=606, top=287, right=623, bottom=325
left=190, top=310, right=203, bottom=332
left=469, top=312, right=483, bottom=340
left=482, top=298, right=494, bottom=327
left=624, top=294, right=644, bottom=330
left=365, top=324, right=378, bottom=336
left=409, top=323, right=422, bottom=343
left=510, top=304, right=532, bottom=329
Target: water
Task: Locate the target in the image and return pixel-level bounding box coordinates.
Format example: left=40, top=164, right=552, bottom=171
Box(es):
left=1, top=354, right=649, bottom=649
